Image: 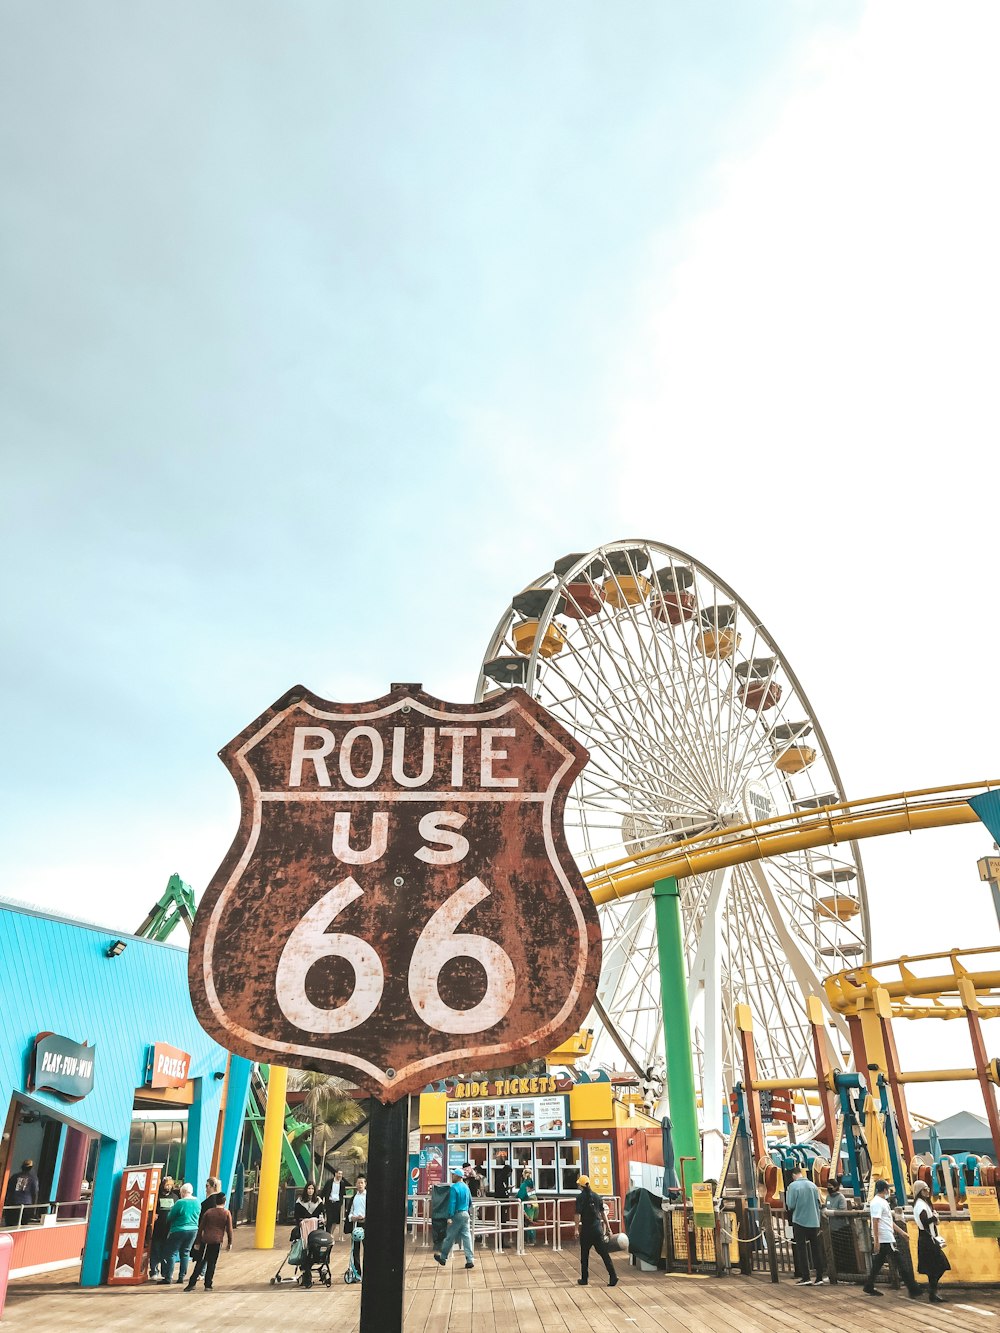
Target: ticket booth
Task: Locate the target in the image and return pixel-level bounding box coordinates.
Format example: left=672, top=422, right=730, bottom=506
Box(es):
left=418, top=1073, right=662, bottom=1234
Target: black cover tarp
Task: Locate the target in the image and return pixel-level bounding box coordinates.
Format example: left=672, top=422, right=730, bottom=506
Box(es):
left=624, top=1186, right=663, bottom=1267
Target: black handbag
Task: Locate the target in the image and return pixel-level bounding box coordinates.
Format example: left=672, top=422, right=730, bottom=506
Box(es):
left=190, top=1239, right=205, bottom=1262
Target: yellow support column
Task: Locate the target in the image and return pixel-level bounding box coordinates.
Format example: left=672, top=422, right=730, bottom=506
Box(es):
left=254, top=1064, right=288, bottom=1249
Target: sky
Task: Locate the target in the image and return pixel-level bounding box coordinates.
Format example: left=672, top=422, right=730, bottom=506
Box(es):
left=3, top=1, right=999, bottom=1120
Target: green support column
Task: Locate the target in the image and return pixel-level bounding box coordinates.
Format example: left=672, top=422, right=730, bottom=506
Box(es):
left=653, top=876, right=702, bottom=1190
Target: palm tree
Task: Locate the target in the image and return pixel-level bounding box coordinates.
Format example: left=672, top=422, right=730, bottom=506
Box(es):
left=289, top=1071, right=363, bottom=1184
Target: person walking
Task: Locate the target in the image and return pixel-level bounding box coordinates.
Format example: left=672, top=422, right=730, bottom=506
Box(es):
left=574, top=1175, right=618, bottom=1287
left=863, top=1179, right=919, bottom=1299
left=347, top=1174, right=367, bottom=1279
left=912, top=1180, right=950, bottom=1303
left=163, top=1183, right=201, bottom=1284
left=184, top=1177, right=225, bottom=1288
left=518, top=1169, right=539, bottom=1245
left=434, top=1168, right=475, bottom=1270
left=322, top=1170, right=344, bottom=1239
left=185, top=1191, right=233, bottom=1292
left=150, top=1176, right=179, bottom=1281
left=785, top=1166, right=826, bottom=1286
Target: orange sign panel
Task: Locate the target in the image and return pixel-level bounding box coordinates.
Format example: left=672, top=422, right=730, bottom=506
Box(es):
left=147, top=1042, right=191, bottom=1088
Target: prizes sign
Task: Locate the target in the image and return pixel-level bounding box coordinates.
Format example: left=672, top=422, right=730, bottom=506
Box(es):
left=147, top=1042, right=192, bottom=1089
left=189, top=684, right=601, bottom=1101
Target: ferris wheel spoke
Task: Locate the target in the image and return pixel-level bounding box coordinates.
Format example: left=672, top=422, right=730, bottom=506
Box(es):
left=542, top=645, right=705, bottom=809
left=593, top=577, right=721, bottom=806
left=624, top=581, right=727, bottom=803
left=743, top=859, right=851, bottom=1049
left=730, top=870, right=814, bottom=1081
left=477, top=539, right=870, bottom=1101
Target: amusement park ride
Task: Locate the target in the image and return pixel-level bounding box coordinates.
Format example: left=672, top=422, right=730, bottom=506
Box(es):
left=162, top=537, right=1000, bottom=1280
left=475, top=539, right=1000, bottom=1250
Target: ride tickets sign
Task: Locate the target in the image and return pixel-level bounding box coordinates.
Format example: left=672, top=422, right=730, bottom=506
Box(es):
left=30, top=1032, right=95, bottom=1101
left=189, top=684, right=601, bottom=1101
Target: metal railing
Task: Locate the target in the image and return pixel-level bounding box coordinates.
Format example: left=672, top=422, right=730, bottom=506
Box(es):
left=406, top=1194, right=622, bottom=1258
left=1, top=1199, right=92, bottom=1229
left=734, top=1204, right=919, bottom=1288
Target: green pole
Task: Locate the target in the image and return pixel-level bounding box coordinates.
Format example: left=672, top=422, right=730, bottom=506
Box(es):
left=653, top=876, right=702, bottom=1191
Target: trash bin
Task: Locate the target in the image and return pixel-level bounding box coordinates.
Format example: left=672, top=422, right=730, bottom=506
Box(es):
left=0, top=1231, right=14, bottom=1321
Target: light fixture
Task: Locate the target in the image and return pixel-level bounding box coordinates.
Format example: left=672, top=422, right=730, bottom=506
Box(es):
left=212, top=1071, right=226, bottom=1081
left=106, top=940, right=127, bottom=958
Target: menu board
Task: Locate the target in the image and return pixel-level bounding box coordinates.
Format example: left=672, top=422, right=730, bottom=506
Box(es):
left=586, top=1142, right=614, bottom=1195
left=446, top=1094, right=569, bottom=1140
left=967, top=1186, right=1000, bottom=1238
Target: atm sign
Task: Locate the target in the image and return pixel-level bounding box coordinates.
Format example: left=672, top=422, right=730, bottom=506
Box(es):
left=148, top=1042, right=192, bottom=1088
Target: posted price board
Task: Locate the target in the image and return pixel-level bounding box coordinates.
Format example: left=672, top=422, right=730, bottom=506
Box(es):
left=446, top=1094, right=569, bottom=1140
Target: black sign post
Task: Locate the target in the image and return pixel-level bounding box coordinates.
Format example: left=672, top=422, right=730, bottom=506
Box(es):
left=189, top=684, right=603, bottom=1333
left=360, top=1096, right=409, bottom=1333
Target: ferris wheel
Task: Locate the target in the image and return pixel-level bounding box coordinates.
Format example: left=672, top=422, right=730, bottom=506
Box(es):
left=475, top=539, right=871, bottom=1152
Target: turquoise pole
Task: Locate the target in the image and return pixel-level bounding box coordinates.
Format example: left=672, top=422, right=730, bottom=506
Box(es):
left=653, top=876, right=702, bottom=1189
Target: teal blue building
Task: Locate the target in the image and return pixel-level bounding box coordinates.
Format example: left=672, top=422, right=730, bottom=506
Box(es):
left=0, top=898, right=251, bottom=1285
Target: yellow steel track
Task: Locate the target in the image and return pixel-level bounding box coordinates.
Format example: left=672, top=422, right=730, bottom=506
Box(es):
left=823, top=945, right=1000, bottom=1021
left=584, top=779, right=1000, bottom=906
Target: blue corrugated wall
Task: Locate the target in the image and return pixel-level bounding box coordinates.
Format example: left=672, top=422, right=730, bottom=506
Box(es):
left=0, top=903, right=251, bottom=1285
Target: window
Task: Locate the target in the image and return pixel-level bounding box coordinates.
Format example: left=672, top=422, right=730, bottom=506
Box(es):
left=534, top=1142, right=557, bottom=1193
left=467, top=1143, right=489, bottom=1180
left=558, top=1141, right=582, bottom=1192
left=487, top=1144, right=513, bottom=1196
left=512, top=1144, right=534, bottom=1191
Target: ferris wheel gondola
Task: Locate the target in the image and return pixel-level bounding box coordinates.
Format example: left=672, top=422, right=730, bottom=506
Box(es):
left=476, top=539, right=871, bottom=1158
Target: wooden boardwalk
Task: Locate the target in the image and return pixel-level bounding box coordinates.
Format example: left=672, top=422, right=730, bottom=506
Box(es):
left=6, top=1228, right=1000, bottom=1331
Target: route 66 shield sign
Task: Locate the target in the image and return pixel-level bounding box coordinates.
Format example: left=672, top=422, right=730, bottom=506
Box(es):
left=189, top=683, right=601, bottom=1101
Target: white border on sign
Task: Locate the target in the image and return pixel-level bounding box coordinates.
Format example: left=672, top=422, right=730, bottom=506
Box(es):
left=200, top=693, right=590, bottom=1096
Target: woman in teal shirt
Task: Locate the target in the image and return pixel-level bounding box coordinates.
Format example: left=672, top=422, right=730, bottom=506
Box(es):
left=162, top=1182, right=201, bottom=1283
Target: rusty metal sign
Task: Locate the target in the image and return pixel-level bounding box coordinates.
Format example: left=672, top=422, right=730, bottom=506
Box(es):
left=188, top=683, right=601, bottom=1101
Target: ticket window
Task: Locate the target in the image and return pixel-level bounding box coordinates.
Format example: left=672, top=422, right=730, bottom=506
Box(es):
left=512, top=1145, right=534, bottom=1190
left=466, top=1144, right=489, bottom=1182
left=534, top=1143, right=557, bottom=1194
left=488, top=1144, right=513, bottom=1196
left=559, top=1142, right=583, bottom=1192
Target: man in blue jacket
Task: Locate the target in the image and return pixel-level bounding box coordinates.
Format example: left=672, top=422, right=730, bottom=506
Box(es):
left=434, top=1168, right=474, bottom=1269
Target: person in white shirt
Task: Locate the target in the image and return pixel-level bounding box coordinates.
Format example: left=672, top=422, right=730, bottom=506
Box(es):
left=863, top=1179, right=918, bottom=1299
left=348, top=1175, right=366, bottom=1279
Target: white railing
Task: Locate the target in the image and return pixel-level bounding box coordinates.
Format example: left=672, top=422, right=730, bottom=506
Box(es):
left=1, top=1199, right=92, bottom=1229
left=405, top=1194, right=622, bottom=1257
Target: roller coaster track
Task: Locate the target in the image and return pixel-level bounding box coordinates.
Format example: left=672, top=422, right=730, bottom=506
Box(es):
left=824, top=945, right=1000, bottom=1021
left=583, top=779, right=1000, bottom=906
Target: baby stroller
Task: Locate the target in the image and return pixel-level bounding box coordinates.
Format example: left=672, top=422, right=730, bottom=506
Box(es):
left=270, top=1226, right=333, bottom=1288
left=300, top=1228, right=333, bottom=1288
left=344, top=1225, right=364, bottom=1284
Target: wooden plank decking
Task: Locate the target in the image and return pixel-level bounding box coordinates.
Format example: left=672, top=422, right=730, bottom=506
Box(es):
left=6, top=1228, right=1000, bottom=1331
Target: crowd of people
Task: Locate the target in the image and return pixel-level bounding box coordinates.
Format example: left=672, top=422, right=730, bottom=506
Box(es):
left=430, top=1157, right=620, bottom=1288
left=147, top=1161, right=955, bottom=1303
left=150, top=1168, right=368, bottom=1292
left=150, top=1174, right=233, bottom=1290
left=785, top=1169, right=951, bottom=1303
